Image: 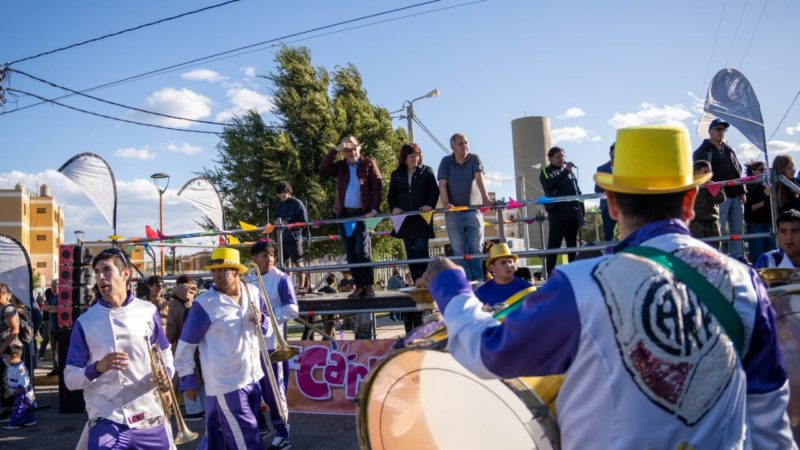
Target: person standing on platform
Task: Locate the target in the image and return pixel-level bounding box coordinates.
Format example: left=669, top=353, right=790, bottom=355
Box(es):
left=319, top=135, right=382, bottom=300
left=165, top=274, right=204, bottom=422
left=539, top=146, right=584, bottom=276
left=419, top=125, right=794, bottom=449
left=689, top=160, right=725, bottom=249
left=744, top=161, right=774, bottom=262
left=475, top=243, right=535, bottom=306
left=175, top=248, right=269, bottom=450
left=275, top=181, right=309, bottom=293
left=248, top=241, right=297, bottom=450
left=693, top=118, right=747, bottom=261
left=64, top=248, right=175, bottom=449
left=594, top=143, right=616, bottom=241
left=437, top=133, right=493, bottom=281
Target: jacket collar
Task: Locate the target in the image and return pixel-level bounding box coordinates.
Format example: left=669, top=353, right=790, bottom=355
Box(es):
left=607, top=219, right=690, bottom=254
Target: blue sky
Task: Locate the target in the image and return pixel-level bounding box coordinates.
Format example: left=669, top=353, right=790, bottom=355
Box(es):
left=2, top=0, right=799, bottom=245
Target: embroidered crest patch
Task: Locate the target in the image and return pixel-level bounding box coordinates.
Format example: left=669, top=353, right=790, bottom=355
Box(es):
left=593, top=247, right=737, bottom=425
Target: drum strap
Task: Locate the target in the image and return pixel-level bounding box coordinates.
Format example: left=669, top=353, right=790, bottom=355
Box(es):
left=494, top=286, right=538, bottom=322
left=621, top=246, right=745, bottom=357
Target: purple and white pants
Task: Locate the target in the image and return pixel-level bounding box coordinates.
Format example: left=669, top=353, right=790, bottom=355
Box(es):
left=198, top=382, right=263, bottom=450
left=87, top=418, right=171, bottom=450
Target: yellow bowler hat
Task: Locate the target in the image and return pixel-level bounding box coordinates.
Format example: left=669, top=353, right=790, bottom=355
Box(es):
left=486, top=242, right=518, bottom=268
left=204, top=247, right=248, bottom=274
left=594, top=125, right=712, bottom=194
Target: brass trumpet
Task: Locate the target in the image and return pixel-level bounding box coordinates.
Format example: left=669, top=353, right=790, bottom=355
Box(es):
left=243, top=280, right=289, bottom=424
left=146, top=338, right=199, bottom=445
left=249, top=265, right=300, bottom=362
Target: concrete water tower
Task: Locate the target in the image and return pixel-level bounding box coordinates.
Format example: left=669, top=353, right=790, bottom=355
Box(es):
left=511, top=116, right=551, bottom=251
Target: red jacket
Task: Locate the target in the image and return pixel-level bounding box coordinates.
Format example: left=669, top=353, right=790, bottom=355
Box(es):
left=319, top=149, right=383, bottom=217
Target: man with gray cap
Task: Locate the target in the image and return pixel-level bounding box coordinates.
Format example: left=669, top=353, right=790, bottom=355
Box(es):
left=693, top=118, right=747, bottom=261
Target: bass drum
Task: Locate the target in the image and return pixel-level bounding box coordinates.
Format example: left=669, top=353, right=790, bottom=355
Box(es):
left=356, top=347, right=560, bottom=450
left=767, top=283, right=800, bottom=442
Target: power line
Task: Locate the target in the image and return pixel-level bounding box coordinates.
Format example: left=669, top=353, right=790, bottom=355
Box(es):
left=701, top=0, right=728, bottom=94
left=738, top=0, right=769, bottom=69
left=10, top=68, right=227, bottom=126
left=0, top=0, right=444, bottom=117
left=725, top=0, right=749, bottom=67
left=8, top=88, right=222, bottom=134
left=768, top=88, right=800, bottom=141
left=7, top=0, right=244, bottom=65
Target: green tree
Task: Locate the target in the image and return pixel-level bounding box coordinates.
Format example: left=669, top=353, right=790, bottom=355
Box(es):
left=200, top=46, right=407, bottom=259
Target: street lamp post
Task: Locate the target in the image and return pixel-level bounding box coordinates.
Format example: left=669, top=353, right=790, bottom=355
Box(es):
left=74, top=230, right=85, bottom=245
left=404, top=88, right=439, bottom=142
left=150, top=173, right=170, bottom=277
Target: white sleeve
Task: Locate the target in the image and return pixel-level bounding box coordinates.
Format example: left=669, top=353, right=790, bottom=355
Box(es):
left=746, top=381, right=797, bottom=449
left=173, top=341, right=198, bottom=378
left=444, top=293, right=501, bottom=379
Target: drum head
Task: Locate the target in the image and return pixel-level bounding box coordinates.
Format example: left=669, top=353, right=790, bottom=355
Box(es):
left=768, top=285, right=800, bottom=442
left=357, top=349, right=559, bottom=450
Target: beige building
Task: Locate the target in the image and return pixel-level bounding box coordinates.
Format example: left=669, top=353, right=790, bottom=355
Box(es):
left=0, top=184, right=65, bottom=286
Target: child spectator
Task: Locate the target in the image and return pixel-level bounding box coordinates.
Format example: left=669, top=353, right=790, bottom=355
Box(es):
left=690, top=160, right=726, bottom=249
left=3, top=345, right=36, bottom=429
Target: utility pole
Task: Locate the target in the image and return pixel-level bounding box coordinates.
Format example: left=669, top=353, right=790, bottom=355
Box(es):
left=406, top=102, right=415, bottom=142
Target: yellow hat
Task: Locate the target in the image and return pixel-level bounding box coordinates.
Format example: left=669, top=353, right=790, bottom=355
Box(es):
left=594, top=125, right=712, bottom=194
left=204, top=247, right=248, bottom=274
left=486, top=243, right=518, bottom=269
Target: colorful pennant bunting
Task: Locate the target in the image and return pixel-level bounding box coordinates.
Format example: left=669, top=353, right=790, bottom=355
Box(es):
left=391, top=215, right=407, bottom=233
left=239, top=221, right=258, bottom=231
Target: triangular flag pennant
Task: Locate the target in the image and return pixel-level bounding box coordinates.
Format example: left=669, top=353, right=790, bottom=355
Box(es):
left=343, top=221, right=357, bottom=237
left=364, top=217, right=383, bottom=230
left=484, top=221, right=493, bottom=227
left=288, top=222, right=306, bottom=229
left=328, top=234, right=338, bottom=241
left=239, top=221, right=258, bottom=231
left=479, top=206, right=492, bottom=213
left=218, top=235, right=227, bottom=246
left=228, top=235, right=241, bottom=244
left=108, top=234, right=124, bottom=241
left=145, top=226, right=159, bottom=239
left=156, top=229, right=167, bottom=240
left=420, top=210, right=434, bottom=224
left=705, top=182, right=723, bottom=198
left=507, top=197, right=525, bottom=209
left=448, top=205, right=469, bottom=212
left=262, top=224, right=274, bottom=234
left=390, top=215, right=407, bottom=233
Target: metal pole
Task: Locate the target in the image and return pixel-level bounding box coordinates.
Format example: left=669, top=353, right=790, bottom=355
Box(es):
left=538, top=216, right=547, bottom=280
left=406, top=102, right=414, bottom=142
left=520, top=176, right=530, bottom=251
left=276, top=218, right=285, bottom=271
left=496, top=205, right=505, bottom=241
left=159, top=191, right=165, bottom=276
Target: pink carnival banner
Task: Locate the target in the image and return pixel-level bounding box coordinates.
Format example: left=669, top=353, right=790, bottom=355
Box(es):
left=286, top=339, right=395, bottom=415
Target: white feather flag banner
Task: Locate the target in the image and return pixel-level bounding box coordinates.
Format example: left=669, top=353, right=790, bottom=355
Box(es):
left=0, top=234, right=33, bottom=309
left=58, top=153, right=118, bottom=234
left=177, top=177, right=225, bottom=231
left=699, top=68, right=767, bottom=153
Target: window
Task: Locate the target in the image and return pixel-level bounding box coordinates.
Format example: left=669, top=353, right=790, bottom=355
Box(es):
left=36, top=262, right=47, bottom=268
left=36, top=235, right=46, bottom=241
left=37, top=207, right=46, bottom=214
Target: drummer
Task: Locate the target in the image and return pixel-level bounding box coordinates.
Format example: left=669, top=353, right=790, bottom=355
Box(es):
left=474, top=243, right=534, bottom=306
left=754, top=209, right=800, bottom=268
left=418, top=125, right=794, bottom=449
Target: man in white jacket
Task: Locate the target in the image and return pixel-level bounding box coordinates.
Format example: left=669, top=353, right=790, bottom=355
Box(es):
left=174, top=247, right=270, bottom=450
left=248, top=240, right=298, bottom=450
left=65, top=247, right=174, bottom=449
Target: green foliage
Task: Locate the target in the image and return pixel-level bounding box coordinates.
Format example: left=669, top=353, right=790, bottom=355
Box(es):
left=200, top=46, right=406, bottom=259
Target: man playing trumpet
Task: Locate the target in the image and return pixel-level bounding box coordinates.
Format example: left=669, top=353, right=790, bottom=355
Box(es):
left=175, top=248, right=270, bottom=449
left=65, top=247, right=176, bottom=449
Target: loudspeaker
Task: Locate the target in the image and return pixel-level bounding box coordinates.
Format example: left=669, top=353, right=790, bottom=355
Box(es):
left=59, top=244, right=76, bottom=266
left=57, top=328, right=85, bottom=414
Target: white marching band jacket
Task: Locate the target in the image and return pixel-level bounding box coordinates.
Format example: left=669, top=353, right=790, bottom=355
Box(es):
left=65, top=295, right=173, bottom=429
left=246, top=267, right=299, bottom=350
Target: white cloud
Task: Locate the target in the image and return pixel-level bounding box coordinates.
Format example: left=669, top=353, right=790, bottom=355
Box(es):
left=551, top=126, right=603, bottom=144
left=556, top=107, right=586, bottom=119
left=608, top=102, right=694, bottom=129
left=140, top=88, right=213, bottom=128
left=215, top=87, right=274, bottom=122
left=484, top=171, right=513, bottom=188
left=180, top=69, right=227, bottom=83
left=115, top=147, right=155, bottom=160
left=242, top=66, right=257, bottom=77
left=786, top=123, right=800, bottom=136
left=737, top=140, right=800, bottom=161
left=165, top=143, right=203, bottom=156
left=687, top=91, right=705, bottom=115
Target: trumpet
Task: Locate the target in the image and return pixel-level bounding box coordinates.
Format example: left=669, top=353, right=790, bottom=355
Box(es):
left=249, top=264, right=301, bottom=362
left=243, top=281, right=289, bottom=424
left=146, top=338, right=199, bottom=445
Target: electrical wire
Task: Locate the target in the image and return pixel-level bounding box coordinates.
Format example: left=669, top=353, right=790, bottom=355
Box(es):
left=768, top=89, right=800, bottom=141
left=725, top=0, right=749, bottom=67
left=6, top=0, right=244, bottom=65
left=701, top=0, right=728, bottom=93
left=10, top=68, right=227, bottom=126
left=8, top=87, right=222, bottom=134
left=1, top=0, right=444, bottom=117
left=738, top=0, right=769, bottom=70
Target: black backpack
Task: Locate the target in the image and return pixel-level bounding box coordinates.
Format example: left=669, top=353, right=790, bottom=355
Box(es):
left=1, top=304, right=33, bottom=344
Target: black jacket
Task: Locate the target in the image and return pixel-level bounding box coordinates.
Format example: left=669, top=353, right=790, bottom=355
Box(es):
left=387, top=165, right=439, bottom=239
left=539, top=164, right=583, bottom=222
left=693, top=140, right=746, bottom=197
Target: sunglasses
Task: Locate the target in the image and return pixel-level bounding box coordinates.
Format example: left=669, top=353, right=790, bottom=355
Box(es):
left=713, top=127, right=727, bottom=132
left=97, top=247, right=130, bottom=268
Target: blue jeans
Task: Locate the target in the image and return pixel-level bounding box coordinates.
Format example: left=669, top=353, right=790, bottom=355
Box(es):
left=747, top=222, right=774, bottom=264
left=445, top=210, right=484, bottom=281
left=719, top=197, right=744, bottom=258
left=601, top=207, right=616, bottom=242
